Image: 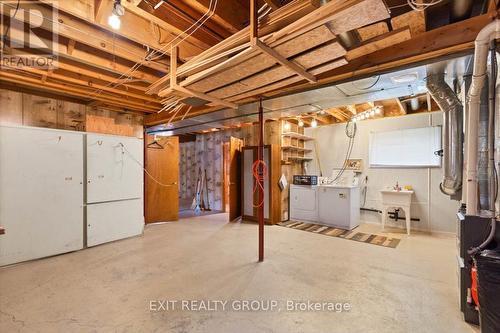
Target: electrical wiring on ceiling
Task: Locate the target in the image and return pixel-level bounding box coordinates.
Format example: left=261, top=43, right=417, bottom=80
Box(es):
left=407, top=0, right=442, bottom=11
left=388, top=0, right=443, bottom=11
left=87, top=0, right=219, bottom=100
left=0, top=0, right=156, bottom=70
left=0, top=0, right=217, bottom=103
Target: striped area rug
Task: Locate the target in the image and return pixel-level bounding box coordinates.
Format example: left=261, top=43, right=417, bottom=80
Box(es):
left=277, top=221, right=401, bottom=248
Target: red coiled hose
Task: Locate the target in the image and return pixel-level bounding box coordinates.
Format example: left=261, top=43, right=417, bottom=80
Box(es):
left=252, top=159, right=267, bottom=208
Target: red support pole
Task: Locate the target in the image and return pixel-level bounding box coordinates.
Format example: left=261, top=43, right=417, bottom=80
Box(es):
left=258, top=98, right=264, bottom=262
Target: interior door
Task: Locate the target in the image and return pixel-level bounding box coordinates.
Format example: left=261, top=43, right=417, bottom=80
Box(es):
left=145, top=135, right=179, bottom=223
left=228, top=137, right=243, bottom=221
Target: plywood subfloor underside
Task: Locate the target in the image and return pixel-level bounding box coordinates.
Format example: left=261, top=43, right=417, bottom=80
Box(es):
left=0, top=215, right=476, bottom=333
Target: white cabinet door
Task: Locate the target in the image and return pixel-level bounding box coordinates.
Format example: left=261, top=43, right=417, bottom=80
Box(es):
left=87, top=199, right=144, bottom=247
left=318, top=187, right=351, bottom=228
left=0, top=126, right=84, bottom=266
left=86, top=134, right=143, bottom=203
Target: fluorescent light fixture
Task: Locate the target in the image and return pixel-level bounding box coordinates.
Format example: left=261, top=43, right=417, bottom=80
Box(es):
left=391, top=72, right=418, bottom=84
left=156, top=131, right=173, bottom=136
left=154, top=1, right=163, bottom=10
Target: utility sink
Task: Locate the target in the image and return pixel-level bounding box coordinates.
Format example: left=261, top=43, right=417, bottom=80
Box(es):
left=380, top=189, right=414, bottom=207
left=380, top=189, right=414, bottom=235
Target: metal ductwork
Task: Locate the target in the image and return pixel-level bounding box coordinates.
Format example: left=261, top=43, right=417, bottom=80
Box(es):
left=477, top=77, right=491, bottom=211
left=427, top=70, right=463, bottom=197
left=465, top=19, right=500, bottom=215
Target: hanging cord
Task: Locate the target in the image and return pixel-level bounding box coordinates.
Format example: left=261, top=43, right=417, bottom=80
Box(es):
left=407, top=0, right=442, bottom=11
left=331, top=120, right=357, bottom=183
left=252, top=158, right=268, bottom=208
left=116, top=142, right=176, bottom=188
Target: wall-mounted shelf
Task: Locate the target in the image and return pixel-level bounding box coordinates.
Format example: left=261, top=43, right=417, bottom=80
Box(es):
left=281, top=132, right=314, bottom=141
left=287, top=156, right=313, bottom=161
left=281, top=145, right=312, bottom=152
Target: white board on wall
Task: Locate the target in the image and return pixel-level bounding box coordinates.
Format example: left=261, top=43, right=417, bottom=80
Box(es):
left=0, top=125, right=84, bottom=266
left=369, top=126, right=442, bottom=167
left=86, top=134, right=144, bottom=203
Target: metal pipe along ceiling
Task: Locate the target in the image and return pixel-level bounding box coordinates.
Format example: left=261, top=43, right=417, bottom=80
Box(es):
left=427, top=72, right=463, bottom=197
left=465, top=19, right=500, bottom=215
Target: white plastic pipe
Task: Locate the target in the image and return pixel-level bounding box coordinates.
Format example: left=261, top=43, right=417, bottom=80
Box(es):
left=466, top=19, right=500, bottom=215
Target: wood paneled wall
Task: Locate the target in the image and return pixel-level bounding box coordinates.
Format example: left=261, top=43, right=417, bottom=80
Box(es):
left=0, top=89, right=143, bottom=138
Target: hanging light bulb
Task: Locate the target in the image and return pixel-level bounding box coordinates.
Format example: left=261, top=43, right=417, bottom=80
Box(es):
left=298, top=119, right=304, bottom=127
left=284, top=122, right=291, bottom=131
left=375, top=106, right=382, bottom=114
left=370, top=109, right=376, bottom=116
left=311, top=119, right=318, bottom=128
left=108, top=0, right=124, bottom=30
left=108, top=14, right=121, bottom=29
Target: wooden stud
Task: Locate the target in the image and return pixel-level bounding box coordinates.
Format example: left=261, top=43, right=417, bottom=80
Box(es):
left=173, top=86, right=238, bottom=109
left=67, top=40, right=76, bottom=56
left=252, top=39, right=317, bottom=83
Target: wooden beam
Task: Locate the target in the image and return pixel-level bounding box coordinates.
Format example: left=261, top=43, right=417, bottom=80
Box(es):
left=0, top=71, right=159, bottom=112
left=170, top=46, right=178, bottom=87
left=323, top=107, right=346, bottom=121
left=250, top=0, right=258, bottom=42
left=165, top=45, right=238, bottom=110
left=2, top=66, right=159, bottom=103
left=256, top=12, right=497, bottom=104
left=67, top=40, right=76, bottom=56
left=1, top=22, right=162, bottom=83
left=40, top=0, right=203, bottom=60
left=146, top=6, right=491, bottom=126
left=119, top=0, right=209, bottom=57
left=172, top=86, right=238, bottom=109
left=395, top=98, right=407, bottom=115
left=345, top=28, right=412, bottom=61
left=138, top=0, right=223, bottom=47
left=94, top=0, right=107, bottom=23
left=263, top=0, right=281, bottom=10
left=166, top=0, right=232, bottom=39
left=252, top=39, right=317, bottom=83
left=175, top=0, right=245, bottom=34
left=2, top=2, right=168, bottom=72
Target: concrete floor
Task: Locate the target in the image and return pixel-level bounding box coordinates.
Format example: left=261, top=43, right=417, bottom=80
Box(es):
left=0, top=214, right=477, bottom=333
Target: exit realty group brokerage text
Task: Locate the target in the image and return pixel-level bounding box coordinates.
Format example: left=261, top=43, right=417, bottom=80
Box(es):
left=149, top=299, right=352, bottom=313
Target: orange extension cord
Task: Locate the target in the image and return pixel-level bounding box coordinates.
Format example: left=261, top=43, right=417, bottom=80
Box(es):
left=252, top=159, right=268, bottom=208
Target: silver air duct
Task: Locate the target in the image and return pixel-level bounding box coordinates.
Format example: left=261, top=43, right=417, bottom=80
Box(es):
left=427, top=71, right=463, bottom=197
left=465, top=19, right=500, bottom=215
